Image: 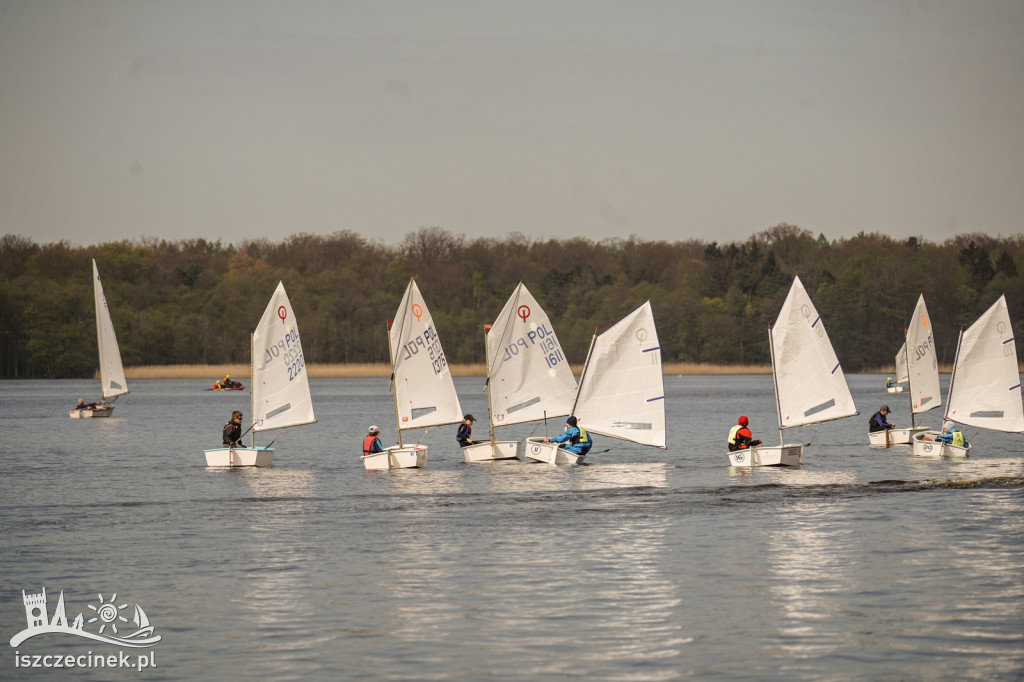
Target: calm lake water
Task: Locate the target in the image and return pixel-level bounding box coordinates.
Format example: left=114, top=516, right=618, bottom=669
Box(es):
left=1, top=375, right=1023, bottom=680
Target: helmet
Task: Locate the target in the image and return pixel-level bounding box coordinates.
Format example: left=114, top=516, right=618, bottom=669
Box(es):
left=738, top=416, right=749, bottom=426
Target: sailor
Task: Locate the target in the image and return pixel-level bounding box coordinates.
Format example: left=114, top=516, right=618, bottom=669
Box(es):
left=223, top=411, right=244, bottom=448
left=727, top=416, right=762, bottom=451
left=868, top=405, right=895, bottom=432
left=886, top=377, right=894, bottom=388
left=936, top=420, right=968, bottom=447
left=75, top=398, right=98, bottom=411
left=363, top=425, right=385, bottom=456
left=456, top=414, right=478, bottom=447
left=543, top=416, right=593, bottom=456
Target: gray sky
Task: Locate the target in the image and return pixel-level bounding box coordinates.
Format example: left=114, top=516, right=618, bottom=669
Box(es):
left=1, top=0, right=1022, bottom=247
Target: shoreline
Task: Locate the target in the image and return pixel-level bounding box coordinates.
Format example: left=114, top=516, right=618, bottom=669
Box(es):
left=110, top=362, right=959, bottom=379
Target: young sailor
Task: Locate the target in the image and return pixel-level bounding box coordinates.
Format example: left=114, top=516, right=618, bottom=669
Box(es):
left=544, top=416, right=593, bottom=456
left=868, top=405, right=895, bottom=432
left=363, top=425, right=385, bottom=456
left=456, top=414, right=478, bottom=447
left=223, top=410, right=244, bottom=447
left=727, top=415, right=762, bottom=451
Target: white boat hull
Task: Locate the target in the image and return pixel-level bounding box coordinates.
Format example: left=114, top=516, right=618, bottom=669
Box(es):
left=867, top=426, right=930, bottom=446
left=69, top=406, right=114, bottom=419
left=204, top=447, right=274, bottom=467
left=727, top=444, right=802, bottom=467
left=886, top=386, right=904, bottom=393
left=911, top=432, right=970, bottom=458
left=461, top=440, right=520, bottom=462
left=363, top=445, right=428, bottom=470
left=524, top=437, right=585, bottom=464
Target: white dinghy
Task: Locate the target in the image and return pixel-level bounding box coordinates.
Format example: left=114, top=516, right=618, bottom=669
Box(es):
left=869, top=295, right=940, bottom=446
left=204, top=282, right=316, bottom=467
left=462, top=283, right=577, bottom=463
left=364, top=279, right=463, bottom=471
left=70, top=260, right=129, bottom=418
left=887, top=349, right=907, bottom=393
left=729, top=276, right=857, bottom=467
left=526, top=301, right=666, bottom=465
left=912, top=295, right=1024, bottom=458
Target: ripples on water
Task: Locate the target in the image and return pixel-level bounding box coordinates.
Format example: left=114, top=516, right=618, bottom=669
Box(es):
left=1, top=375, right=1023, bottom=680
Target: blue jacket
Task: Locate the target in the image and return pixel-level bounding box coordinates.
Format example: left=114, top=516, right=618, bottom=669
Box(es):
left=936, top=427, right=967, bottom=447
left=550, top=426, right=593, bottom=455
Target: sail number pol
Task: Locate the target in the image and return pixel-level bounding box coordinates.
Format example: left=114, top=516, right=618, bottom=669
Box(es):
left=402, top=324, right=450, bottom=375
left=263, top=329, right=307, bottom=381
left=502, top=324, right=565, bottom=369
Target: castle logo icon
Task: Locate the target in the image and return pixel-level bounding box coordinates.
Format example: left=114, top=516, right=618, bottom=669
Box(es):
left=10, top=588, right=161, bottom=649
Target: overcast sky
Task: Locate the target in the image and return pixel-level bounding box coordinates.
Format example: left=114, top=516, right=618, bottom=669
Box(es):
left=1, top=1, right=1022, bottom=248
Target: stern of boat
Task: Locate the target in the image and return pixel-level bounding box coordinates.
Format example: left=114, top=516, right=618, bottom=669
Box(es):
left=868, top=426, right=929, bottom=447
left=728, top=444, right=802, bottom=467
left=462, top=440, right=520, bottom=463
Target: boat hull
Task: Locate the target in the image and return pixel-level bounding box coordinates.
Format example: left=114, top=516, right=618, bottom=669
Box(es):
left=524, top=437, right=585, bottom=465
left=868, top=426, right=930, bottom=446
left=886, top=386, right=904, bottom=393
left=204, top=447, right=274, bottom=467
left=911, top=432, right=970, bottom=458
left=69, top=406, right=114, bottom=419
left=363, top=445, right=428, bottom=470
left=461, top=440, right=520, bottom=462
left=728, top=444, right=802, bottom=467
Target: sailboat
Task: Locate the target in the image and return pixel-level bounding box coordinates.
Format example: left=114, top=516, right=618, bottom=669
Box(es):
left=461, top=283, right=578, bottom=463
left=70, top=260, right=129, bottom=418
left=888, top=346, right=908, bottom=392
left=870, top=295, right=940, bottom=446
left=728, top=276, right=857, bottom=467
left=912, top=295, right=1024, bottom=457
left=526, top=301, right=666, bottom=464
left=364, top=279, right=463, bottom=470
left=203, top=282, right=316, bottom=467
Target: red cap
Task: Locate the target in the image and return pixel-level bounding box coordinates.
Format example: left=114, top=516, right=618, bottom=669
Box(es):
left=738, top=416, right=749, bottom=426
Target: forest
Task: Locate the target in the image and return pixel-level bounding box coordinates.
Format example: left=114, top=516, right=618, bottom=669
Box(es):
left=2, top=224, right=1023, bottom=378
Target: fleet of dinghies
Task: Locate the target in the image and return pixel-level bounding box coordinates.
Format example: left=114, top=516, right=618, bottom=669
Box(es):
left=911, top=295, right=1024, bottom=458
left=72, top=264, right=1021, bottom=469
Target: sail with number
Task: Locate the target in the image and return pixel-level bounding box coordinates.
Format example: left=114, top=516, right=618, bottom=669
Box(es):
left=905, top=294, right=941, bottom=416
left=773, top=276, right=857, bottom=429
left=252, top=282, right=316, bottom=432
left=390, top=279, right=463, bottom=432
left=945, top=295, right=1024, bottom=433
left=92, top=260, right=129, bottom=402
left=571, top=301, right=666, bottom=448
left=486, top=283, right=576, bottom=426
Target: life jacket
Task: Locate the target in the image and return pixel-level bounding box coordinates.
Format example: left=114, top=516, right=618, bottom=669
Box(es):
left=951, top=430, right=965, bottom=447
left=363, top=435, right=380, bottom=456
left=456, top=423, right=471, bottom=442
left=728, top=424, right=743, bottom=445
left=570, top=426, right=591, bottom=446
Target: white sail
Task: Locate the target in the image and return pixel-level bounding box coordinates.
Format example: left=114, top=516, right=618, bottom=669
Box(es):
left=92, top=259, right=128, bottom=400
left=486, top=283, right=576, bottom=426
left=773, top=276, right=857, bottom=429
left=945, top=295, right=1024, bottom=433
left=390, top=280, right=463, bottom=431
left=905, top=294, right=941, bottom=415
left=571, top=301, right=666, bottom=448
left=252, top=282, right=316, bottom=432
left=894, top=343, right=909, bottom=385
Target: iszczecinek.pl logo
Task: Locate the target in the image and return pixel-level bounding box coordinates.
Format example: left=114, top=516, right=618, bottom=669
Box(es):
left=10, top=588, right=161, bottom=648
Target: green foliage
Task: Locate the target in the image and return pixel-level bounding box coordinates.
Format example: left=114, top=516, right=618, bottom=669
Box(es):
left=2, top=227, right=1024, bottom=377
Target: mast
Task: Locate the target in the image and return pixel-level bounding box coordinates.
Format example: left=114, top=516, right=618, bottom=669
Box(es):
left=484, top=324, right=496, bottom=442
left=387, top=320, right=404, bottom=448
left=569, top=327, right=600, bottom=418
left=249, top=329, right=255, bottom=448
left=902, top=333, right=915, bottom=429
left=768, top=323, right=784, bottom=446
left=943, top=324, right=966, bottom=424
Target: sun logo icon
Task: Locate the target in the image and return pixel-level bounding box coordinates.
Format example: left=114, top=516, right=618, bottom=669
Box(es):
left=87, top=593, right=129, bottom=634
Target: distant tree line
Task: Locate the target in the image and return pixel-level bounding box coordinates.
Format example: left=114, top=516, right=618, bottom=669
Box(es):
left=2, top=225, right=1022, bottom=378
